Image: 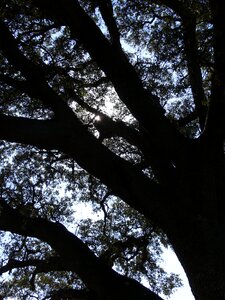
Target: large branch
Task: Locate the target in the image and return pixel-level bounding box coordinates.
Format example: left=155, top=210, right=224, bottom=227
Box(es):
left=155, top=0, right=207, bottom=130
left=31, top=0, right=187, bottom=163
left=0, top=256, right=73, bottom=290
left=0, top=199, right=163, bottom=300
left=0, top=16, right=175, bottom=222
left=181, top=18, right=207, bottom=130
left=94, top=116, right=176, bottom=184
left=0, top=114, right=61, bottom=149
left=0, top=257, right=70, bottom=276
left=0, top=113, right=171, bottom=224
left=97, top=0, right=121, bottom=48
left=0, top=5, right=182, bottom=226
left=204, top=1, right=225, bottom=141
left=64, top=86, right=176, bottom=183
left=49, top=288, right=95, bottom=300
left=0, top=16, right=177, bottom=183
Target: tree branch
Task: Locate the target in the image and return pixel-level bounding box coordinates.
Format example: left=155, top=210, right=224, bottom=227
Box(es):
left=177, top=110, right=198, bottom=127
left=0, top=113, right=170, bottom=224
left=60, top=86, right=176, bottom=184
left=0, top=199, right=163, bottom=300
left=0, top=258, right=41, bottom=275
left=0, top=20, right=74, bottom=120
left=0, top=256, right=72, bottom=273
left=182, top=18, right=207, bottom=130
left=0, top=256, right=89, bottom=292
left=93, top=115, right=176, bottom=184
left=97, top=0, right=121, bottom=49
left=47, top=288, right=95, bottom=300
left=31, top=0, right=188, bottom=163
left=0, top=114, right=62, bottom=149
left=204, top=1, right=225, bottom=141
left=155, top=0, right=207, bottom=130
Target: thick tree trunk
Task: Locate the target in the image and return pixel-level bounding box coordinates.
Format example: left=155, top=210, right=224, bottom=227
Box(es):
left=165, top=147, right=225, bottom=300
left=170, top=216, right=225, bottom=300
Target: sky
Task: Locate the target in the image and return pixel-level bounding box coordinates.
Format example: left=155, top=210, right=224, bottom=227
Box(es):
left=161, top=249, right=195, bottom=300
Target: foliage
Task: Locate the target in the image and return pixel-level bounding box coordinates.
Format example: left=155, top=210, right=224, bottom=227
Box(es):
left=0, top=1, right=223, bottom=300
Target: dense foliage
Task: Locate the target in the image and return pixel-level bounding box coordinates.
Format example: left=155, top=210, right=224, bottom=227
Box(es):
left=0, top=1, right=224, bottom=300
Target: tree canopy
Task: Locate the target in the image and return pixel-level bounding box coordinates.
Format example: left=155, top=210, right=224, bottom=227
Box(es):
left=0, top=1, right=224, bottom=299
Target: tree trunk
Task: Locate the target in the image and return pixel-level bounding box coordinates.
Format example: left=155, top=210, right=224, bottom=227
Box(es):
left=165, top=145, right=225, bottom=300
left=170, top=215, right=225, bottom=300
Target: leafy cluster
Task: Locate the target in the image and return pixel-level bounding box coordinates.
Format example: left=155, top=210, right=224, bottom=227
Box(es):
left=0, top=0, right=216, bottom=299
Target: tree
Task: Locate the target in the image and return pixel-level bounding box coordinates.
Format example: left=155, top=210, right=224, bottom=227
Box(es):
left=0, top=0, right=224, bottom=299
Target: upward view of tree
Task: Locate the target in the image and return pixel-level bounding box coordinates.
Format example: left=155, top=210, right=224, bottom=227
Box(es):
left=0, top=0, right=224, bottom=299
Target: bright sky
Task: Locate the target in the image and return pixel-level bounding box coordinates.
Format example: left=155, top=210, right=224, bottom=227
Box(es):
left=161, top=249, right=195, bottom=300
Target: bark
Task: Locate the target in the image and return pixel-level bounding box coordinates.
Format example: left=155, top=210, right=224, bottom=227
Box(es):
left=205, top=1, right=225, bottom=140
left=163, top=146, right=225, bottom=300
